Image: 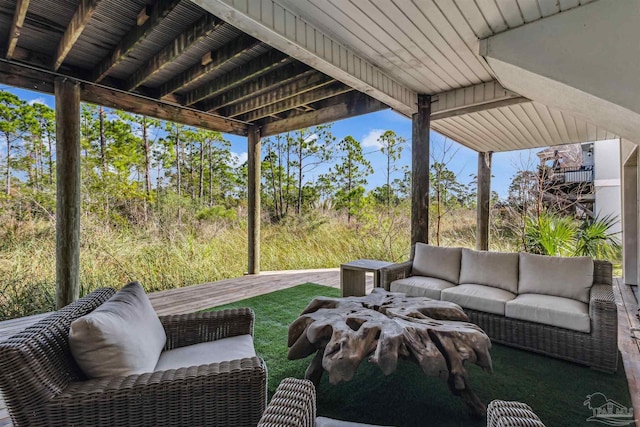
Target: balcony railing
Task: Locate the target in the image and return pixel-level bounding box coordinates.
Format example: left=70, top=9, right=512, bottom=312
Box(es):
left=552, top=165, right=594, bottom=183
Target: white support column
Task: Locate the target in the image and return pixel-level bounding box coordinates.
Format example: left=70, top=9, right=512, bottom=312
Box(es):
left=55, top=77, right=81, bottom=308
left=622, top=144, right=638, bottom=285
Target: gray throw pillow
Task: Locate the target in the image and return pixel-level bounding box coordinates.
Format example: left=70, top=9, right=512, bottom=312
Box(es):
left=411, top=242, right=462, bottom=284
left=518, top=252, right=593, bottom=303
left=69, top=281, right=167, bottom=378
left=459, top=248, right=519, bottom=293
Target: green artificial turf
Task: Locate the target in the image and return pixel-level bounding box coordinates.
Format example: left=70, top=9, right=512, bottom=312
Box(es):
left=209, top=284, right=632, bottom=427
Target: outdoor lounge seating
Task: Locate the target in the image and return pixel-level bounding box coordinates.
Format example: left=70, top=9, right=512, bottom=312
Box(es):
left=381, top=243, right=618, bottom=372
left=0, top=285, right=267, bottom=427
left=258, top=377, right=394, bottom=427
left=259, top=378, right=546, bottom=427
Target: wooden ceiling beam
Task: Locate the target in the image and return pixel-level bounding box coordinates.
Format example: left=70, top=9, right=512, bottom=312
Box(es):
left=260, top=92, right=388, bottom=137
left=5, top=0, right=30, bottom=59
left=223, top=73, right=334, bottom=118
left=157, top=33, right=262, bottom=99
left=0, top=60, right=249, bottom=135
left=91, top=0, right=181, bottom=83
left=126, top=14, right=223, bottom=91
left=240, top=83, right=353, bottom=122
left=180, top=50, right=290, bottom=106
left=199, top=62, right=312, bottom=112
left=52, top=0, right=100, bottom=71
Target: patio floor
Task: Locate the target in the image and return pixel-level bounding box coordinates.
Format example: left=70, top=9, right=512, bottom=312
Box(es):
left=0, top=270, right=638, bottom=426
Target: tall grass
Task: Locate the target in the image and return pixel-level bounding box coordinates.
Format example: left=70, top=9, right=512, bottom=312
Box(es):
left=0, top=206, right=515, bottom=320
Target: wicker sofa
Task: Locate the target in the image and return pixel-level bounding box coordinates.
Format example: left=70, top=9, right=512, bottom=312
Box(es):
left=381, top=243, right=618, bottom=372
left=0, top=287, right=267, bottom=427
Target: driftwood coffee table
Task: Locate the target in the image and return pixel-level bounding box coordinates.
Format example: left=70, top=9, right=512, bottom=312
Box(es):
left=287, top=289, right=493, bottom=417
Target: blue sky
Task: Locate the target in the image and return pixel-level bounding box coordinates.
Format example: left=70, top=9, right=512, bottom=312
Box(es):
left=1, top=85, right=539, bottom=199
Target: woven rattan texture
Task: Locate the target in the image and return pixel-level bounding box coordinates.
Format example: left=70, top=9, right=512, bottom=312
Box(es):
left=258, top=378, right=316, bottom=427
left=0, top=290, right=267, bottom=427
left=487, top=400, right=546, bottom=427
left=381, top=259, right=618, bottom=372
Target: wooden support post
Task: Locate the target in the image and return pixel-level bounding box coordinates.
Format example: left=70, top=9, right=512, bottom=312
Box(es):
left=411, top=94, right=430, bottom=251
left=476, top=151, right=492, bottom=251
left=55, top=78, right=81, bottom=308
left=247, top=125, right=261, bottom=274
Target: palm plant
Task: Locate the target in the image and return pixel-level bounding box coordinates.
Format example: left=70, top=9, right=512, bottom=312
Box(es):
left=524, top=211, right=620, bottom=261
left=574, top=213, right=621, bottom=259
left=525, top=211, right=576, bottom=256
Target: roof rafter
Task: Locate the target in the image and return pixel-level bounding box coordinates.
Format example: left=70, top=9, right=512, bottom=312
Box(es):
left=52, top=0, right=100, bottom=71
left=126, top=14, right=223, bottom=91
left=195, top=0, right=416, bottom=116
left=157, top=33, right=262, bottom=99
left=0, top=59, right=249, bottom=135
left=5, top=0, right=30, bottom=59
left=179, top=50, right=290, bottom=106
left=92, top=0, right=182, bottom=83
left=199, top=62, right=313, bottom=112
left=240, top=83, right=353, bottom=122
left=222, top=73, right=334, bottom=118
left=260, top=91, right=388, bottom=137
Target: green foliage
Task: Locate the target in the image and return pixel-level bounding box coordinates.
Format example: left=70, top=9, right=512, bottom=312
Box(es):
left=524, top=211, right=620, bottom=260
left=196, top=205, right=237, bottom=221
left=575, top=213, right=621, bottom=259
left=525, top=212, right=577, bottom=256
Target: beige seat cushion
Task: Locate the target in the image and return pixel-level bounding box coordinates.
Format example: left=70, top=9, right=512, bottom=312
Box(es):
left=505, top=293, right=590, bottom=333
left=390, top=276, right=455, bottom=300
left=412, top=243, right=462, bottom=284
left=316, top=417, right=393, bottom=427
left=459, top=248, right=519, bottom=293
left=69, top=281, right=167, bottom=378
left=441, top=284, right=516, bottom=315
left=154, top=334, right=256, bottom=371
left=519, top=253, right=593, bottom=303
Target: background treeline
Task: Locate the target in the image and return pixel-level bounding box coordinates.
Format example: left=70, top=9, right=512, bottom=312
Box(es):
left=0, top=90, right=620, bottom=319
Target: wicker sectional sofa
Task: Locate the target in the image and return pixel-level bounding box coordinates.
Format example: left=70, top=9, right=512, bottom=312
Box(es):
left=380, top=243, right=618, bottom=372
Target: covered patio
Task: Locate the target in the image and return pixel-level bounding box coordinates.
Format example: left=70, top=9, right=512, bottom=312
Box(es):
left=0, top=0, right=639, bottom=424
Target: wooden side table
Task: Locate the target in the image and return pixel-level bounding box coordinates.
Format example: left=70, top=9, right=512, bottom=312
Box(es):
left=340, top=259, right=394, bottom=297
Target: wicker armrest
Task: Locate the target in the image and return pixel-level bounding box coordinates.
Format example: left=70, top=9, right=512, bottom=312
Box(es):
left=258, top=378, right=316, bottom=427
left=45, top=357, right=267, bottom=426
left=160, top=308, right=254, bottom=350
left=380, top=261, right=412, bottom=291
left=590, top=284, right=616, bottom=314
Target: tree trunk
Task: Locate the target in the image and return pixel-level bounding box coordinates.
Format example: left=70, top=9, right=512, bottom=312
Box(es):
left=208, top=140, right=213, bottom=206
left=47, top=127, right=54, bottom=185
left=99, top=106, right=106, bottom=173
left=143, top=116, right=151, bottom=195
left=297, top=141, right=303, bottom=215
left=5, top=132, right=11, bottom=196
left=175, top=126, right=182, bottom=222
left=199, top=139, right=205, bottom=201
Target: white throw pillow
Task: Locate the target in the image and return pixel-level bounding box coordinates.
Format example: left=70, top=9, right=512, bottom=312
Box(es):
left=518, top=252, right=593, bottom=303
left=69, top=281, right=167, bottom=378
left=459, top=248, right=519, bottom=293
left=411, top=242, right=462, bottom=284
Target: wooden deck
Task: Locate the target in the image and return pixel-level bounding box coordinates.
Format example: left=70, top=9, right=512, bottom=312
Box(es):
left=1, top=272, right=639, bottom=426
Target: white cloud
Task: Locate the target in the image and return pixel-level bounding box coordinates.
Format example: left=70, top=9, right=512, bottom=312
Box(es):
left=28, top=98, right=47, bottom=106
left=361, top=129, right=385, bottom=148
left=230, top=151, right=248, bottom=167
